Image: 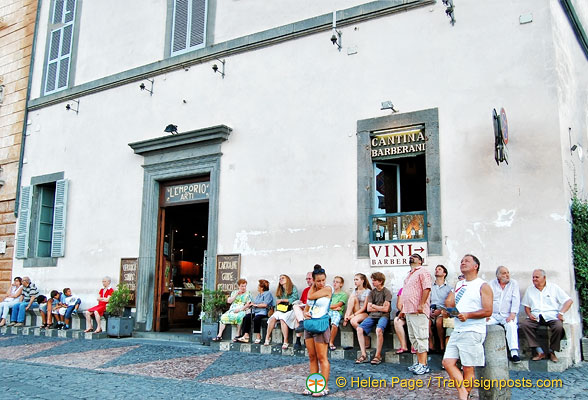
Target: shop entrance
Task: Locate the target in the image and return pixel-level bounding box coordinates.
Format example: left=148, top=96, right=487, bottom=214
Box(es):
left=154, top=187, right=209, bottom=332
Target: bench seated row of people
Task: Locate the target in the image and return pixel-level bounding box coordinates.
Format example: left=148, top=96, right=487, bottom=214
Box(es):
left=0, top=275, right=114, bottom=333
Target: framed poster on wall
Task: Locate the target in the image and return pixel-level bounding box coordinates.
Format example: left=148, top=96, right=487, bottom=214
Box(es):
left=119, top=258, right=138, bottom=307
left=215, top=254, right=241, bottom=292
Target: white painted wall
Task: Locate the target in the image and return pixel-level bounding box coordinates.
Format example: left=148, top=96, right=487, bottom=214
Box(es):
left=18, top=1, right=587, bottom=321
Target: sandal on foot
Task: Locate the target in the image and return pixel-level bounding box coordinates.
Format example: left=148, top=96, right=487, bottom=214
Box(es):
left=254, top=338, right=261, bottom=344
left=329, top=344, right=336, bottom=351
left=237, top=336, right=250, bottom=343
left=94, top=329, right=103, bottom=334
left=211, top=336, right=222, bottom=342
left=232, top=335, right=243, bottom=342
left=84, top=328, right=94, bottom=333
left=395, top=348, right=408, bottom=354
left=281, top=343, right=289, bottom=349
left=355, top=354, right=368, bottom=364
left=312, top=390, right=329, bottom=397
left=303, top=389, right=312, bottom=396
left=263, top=340, right=271, bottom=346
left=371, top=356, right=382, bottom=365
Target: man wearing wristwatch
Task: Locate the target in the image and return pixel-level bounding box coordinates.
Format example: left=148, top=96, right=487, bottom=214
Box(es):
left=520, top=269, right=573, bottom=363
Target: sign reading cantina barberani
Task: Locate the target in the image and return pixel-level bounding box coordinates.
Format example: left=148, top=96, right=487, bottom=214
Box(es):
left=370, top=126, right=426, bottom=159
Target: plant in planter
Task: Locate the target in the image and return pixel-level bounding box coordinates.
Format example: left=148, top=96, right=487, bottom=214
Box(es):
left=106, top=283, right=134, bottom=338
left=198, top=288, right=228, bottom=344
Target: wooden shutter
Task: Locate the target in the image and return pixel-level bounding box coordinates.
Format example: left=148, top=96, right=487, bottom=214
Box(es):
left=45, top=0, right=76, bottom=94
left=171, top=0, right=207, bottom=56
left=51, top=179, right=69, bottom=257
left=16, top=186, right=33, bottom=259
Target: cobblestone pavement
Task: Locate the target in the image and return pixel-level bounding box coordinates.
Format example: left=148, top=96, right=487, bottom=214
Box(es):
left=0, top=334, right=586, bottom=399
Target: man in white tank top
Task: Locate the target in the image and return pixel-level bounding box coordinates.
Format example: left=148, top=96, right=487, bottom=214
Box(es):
left=441, top=254, right=493, bottom=400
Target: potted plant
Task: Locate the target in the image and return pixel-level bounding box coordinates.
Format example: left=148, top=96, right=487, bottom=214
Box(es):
left=199, top=288, right=227, bottom=345
left=106, top=283, right=134, bottom=338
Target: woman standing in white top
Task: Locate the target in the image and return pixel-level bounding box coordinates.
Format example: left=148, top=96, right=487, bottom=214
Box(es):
left=303, top=264, right=332, bottom=397
left=0, top=277, right=23, bottom=326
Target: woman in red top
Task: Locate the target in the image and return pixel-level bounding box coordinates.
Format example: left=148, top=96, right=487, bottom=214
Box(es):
left=84, top=277, right=113, bottom=333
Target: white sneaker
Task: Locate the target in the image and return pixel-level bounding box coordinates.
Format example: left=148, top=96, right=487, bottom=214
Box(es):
left=408, top=362, right=419, bottom=372
left=412, top=364, right=430, bottom=375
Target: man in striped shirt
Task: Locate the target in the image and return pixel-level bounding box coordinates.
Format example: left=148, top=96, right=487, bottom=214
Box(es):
left=9, top=276, right=39, bottom=327
left=402, top=253, right=432, bottom=375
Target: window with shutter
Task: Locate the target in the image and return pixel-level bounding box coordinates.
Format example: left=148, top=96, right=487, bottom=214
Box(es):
left=51, top=179, right=69, bottom=257
left=44, top=0, right=77, bottom=95
left=16, top=176, right=69, bottom=264
left=171, top=0, right=208, bottom=57
left=16, top=186, right=33, bottom=259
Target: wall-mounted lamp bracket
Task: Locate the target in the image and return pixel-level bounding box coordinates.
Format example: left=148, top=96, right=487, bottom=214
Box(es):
left=381, top=100, right=398, bottom=113
left=139, top=78, right=154, bottom=95
left=331, top=29, right=342, bottom=51
left=442, top=0, right=456, bottom=26
left=65, top=99, right=80, bottom=114
left=212, top=59, right=225, bottom=79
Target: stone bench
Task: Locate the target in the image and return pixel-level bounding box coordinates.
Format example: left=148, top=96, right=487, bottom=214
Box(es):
left=21, top=309, right=107, bottom=332
left=213, top=316, right=419, bottom=364
left=513, top=321, right=581, bottom=372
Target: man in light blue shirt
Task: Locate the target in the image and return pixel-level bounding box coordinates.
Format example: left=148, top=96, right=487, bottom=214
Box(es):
left=487, top=266, right=521, bottom=363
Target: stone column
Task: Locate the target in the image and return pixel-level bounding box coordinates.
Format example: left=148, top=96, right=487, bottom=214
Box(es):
left=476, top=325, right=510, bottom=399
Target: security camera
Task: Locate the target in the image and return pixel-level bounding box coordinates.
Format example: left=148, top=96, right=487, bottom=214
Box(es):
left=331, top=34, right=337, bottom=45
left=212, top=64, right=218, bottom=72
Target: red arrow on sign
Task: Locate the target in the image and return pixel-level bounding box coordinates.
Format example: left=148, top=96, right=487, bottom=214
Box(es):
left=414, top=247, right=425, bottom=253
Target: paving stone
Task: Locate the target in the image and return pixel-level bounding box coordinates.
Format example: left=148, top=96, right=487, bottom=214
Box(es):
left=0, top=332, right=585, bottom=399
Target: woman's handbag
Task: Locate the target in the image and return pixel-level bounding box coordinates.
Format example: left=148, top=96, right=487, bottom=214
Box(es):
left=303, top=297, right=332, bottom=334
left=276, top=303, right=292, bottom=312
left=304, top=314, right=330, bottom=334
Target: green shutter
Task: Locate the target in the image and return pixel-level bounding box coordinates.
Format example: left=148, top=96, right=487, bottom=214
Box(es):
left=51, top=179, right=68, bottom=257
left=16, top=186, right=33, bottom=259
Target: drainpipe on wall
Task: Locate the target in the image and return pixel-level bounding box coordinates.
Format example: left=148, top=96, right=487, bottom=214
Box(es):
left=15, top=0, right=42, bottom=217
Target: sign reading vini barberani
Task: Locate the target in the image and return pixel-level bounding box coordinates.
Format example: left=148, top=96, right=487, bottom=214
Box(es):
left=163, top=181, right=210, bottom=205
left=370, top=126, right=426, bottom=159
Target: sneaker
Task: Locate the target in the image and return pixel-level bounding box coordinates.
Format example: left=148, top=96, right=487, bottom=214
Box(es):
left=412, top=364, right=430, bottom=375
left=293, top=342, right=303, bottom=351
left=72, top=310, right=78, bottom=315
left=63, top=325, right=70, bottom=330
left=408, top=362, right=419, bottom=372
left=512, top=355, right=521, bottom=364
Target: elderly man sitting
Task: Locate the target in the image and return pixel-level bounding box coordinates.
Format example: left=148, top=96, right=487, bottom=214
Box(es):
left=520, top=269, right=573, bottom=363
left=487, top=266, right=521, bottom=363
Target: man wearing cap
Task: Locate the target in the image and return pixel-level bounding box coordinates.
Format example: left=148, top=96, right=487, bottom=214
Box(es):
left=402, top=253, right=432, bottom=375
left=487, top=266, right=521, bottom=363
left=520, top=269, right=572, bottom=363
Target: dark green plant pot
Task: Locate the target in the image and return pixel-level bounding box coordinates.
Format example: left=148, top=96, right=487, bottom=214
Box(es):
left=107, top=316, right=134, bottom=338
left=201, top=322, right=218, bottom=345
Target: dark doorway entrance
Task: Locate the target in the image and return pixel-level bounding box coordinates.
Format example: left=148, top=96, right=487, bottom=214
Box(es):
left=155, top=201, right=209, bottom=332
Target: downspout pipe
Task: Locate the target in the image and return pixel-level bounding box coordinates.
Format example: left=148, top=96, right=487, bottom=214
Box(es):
left=15, top=0, right=42, bottom=217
